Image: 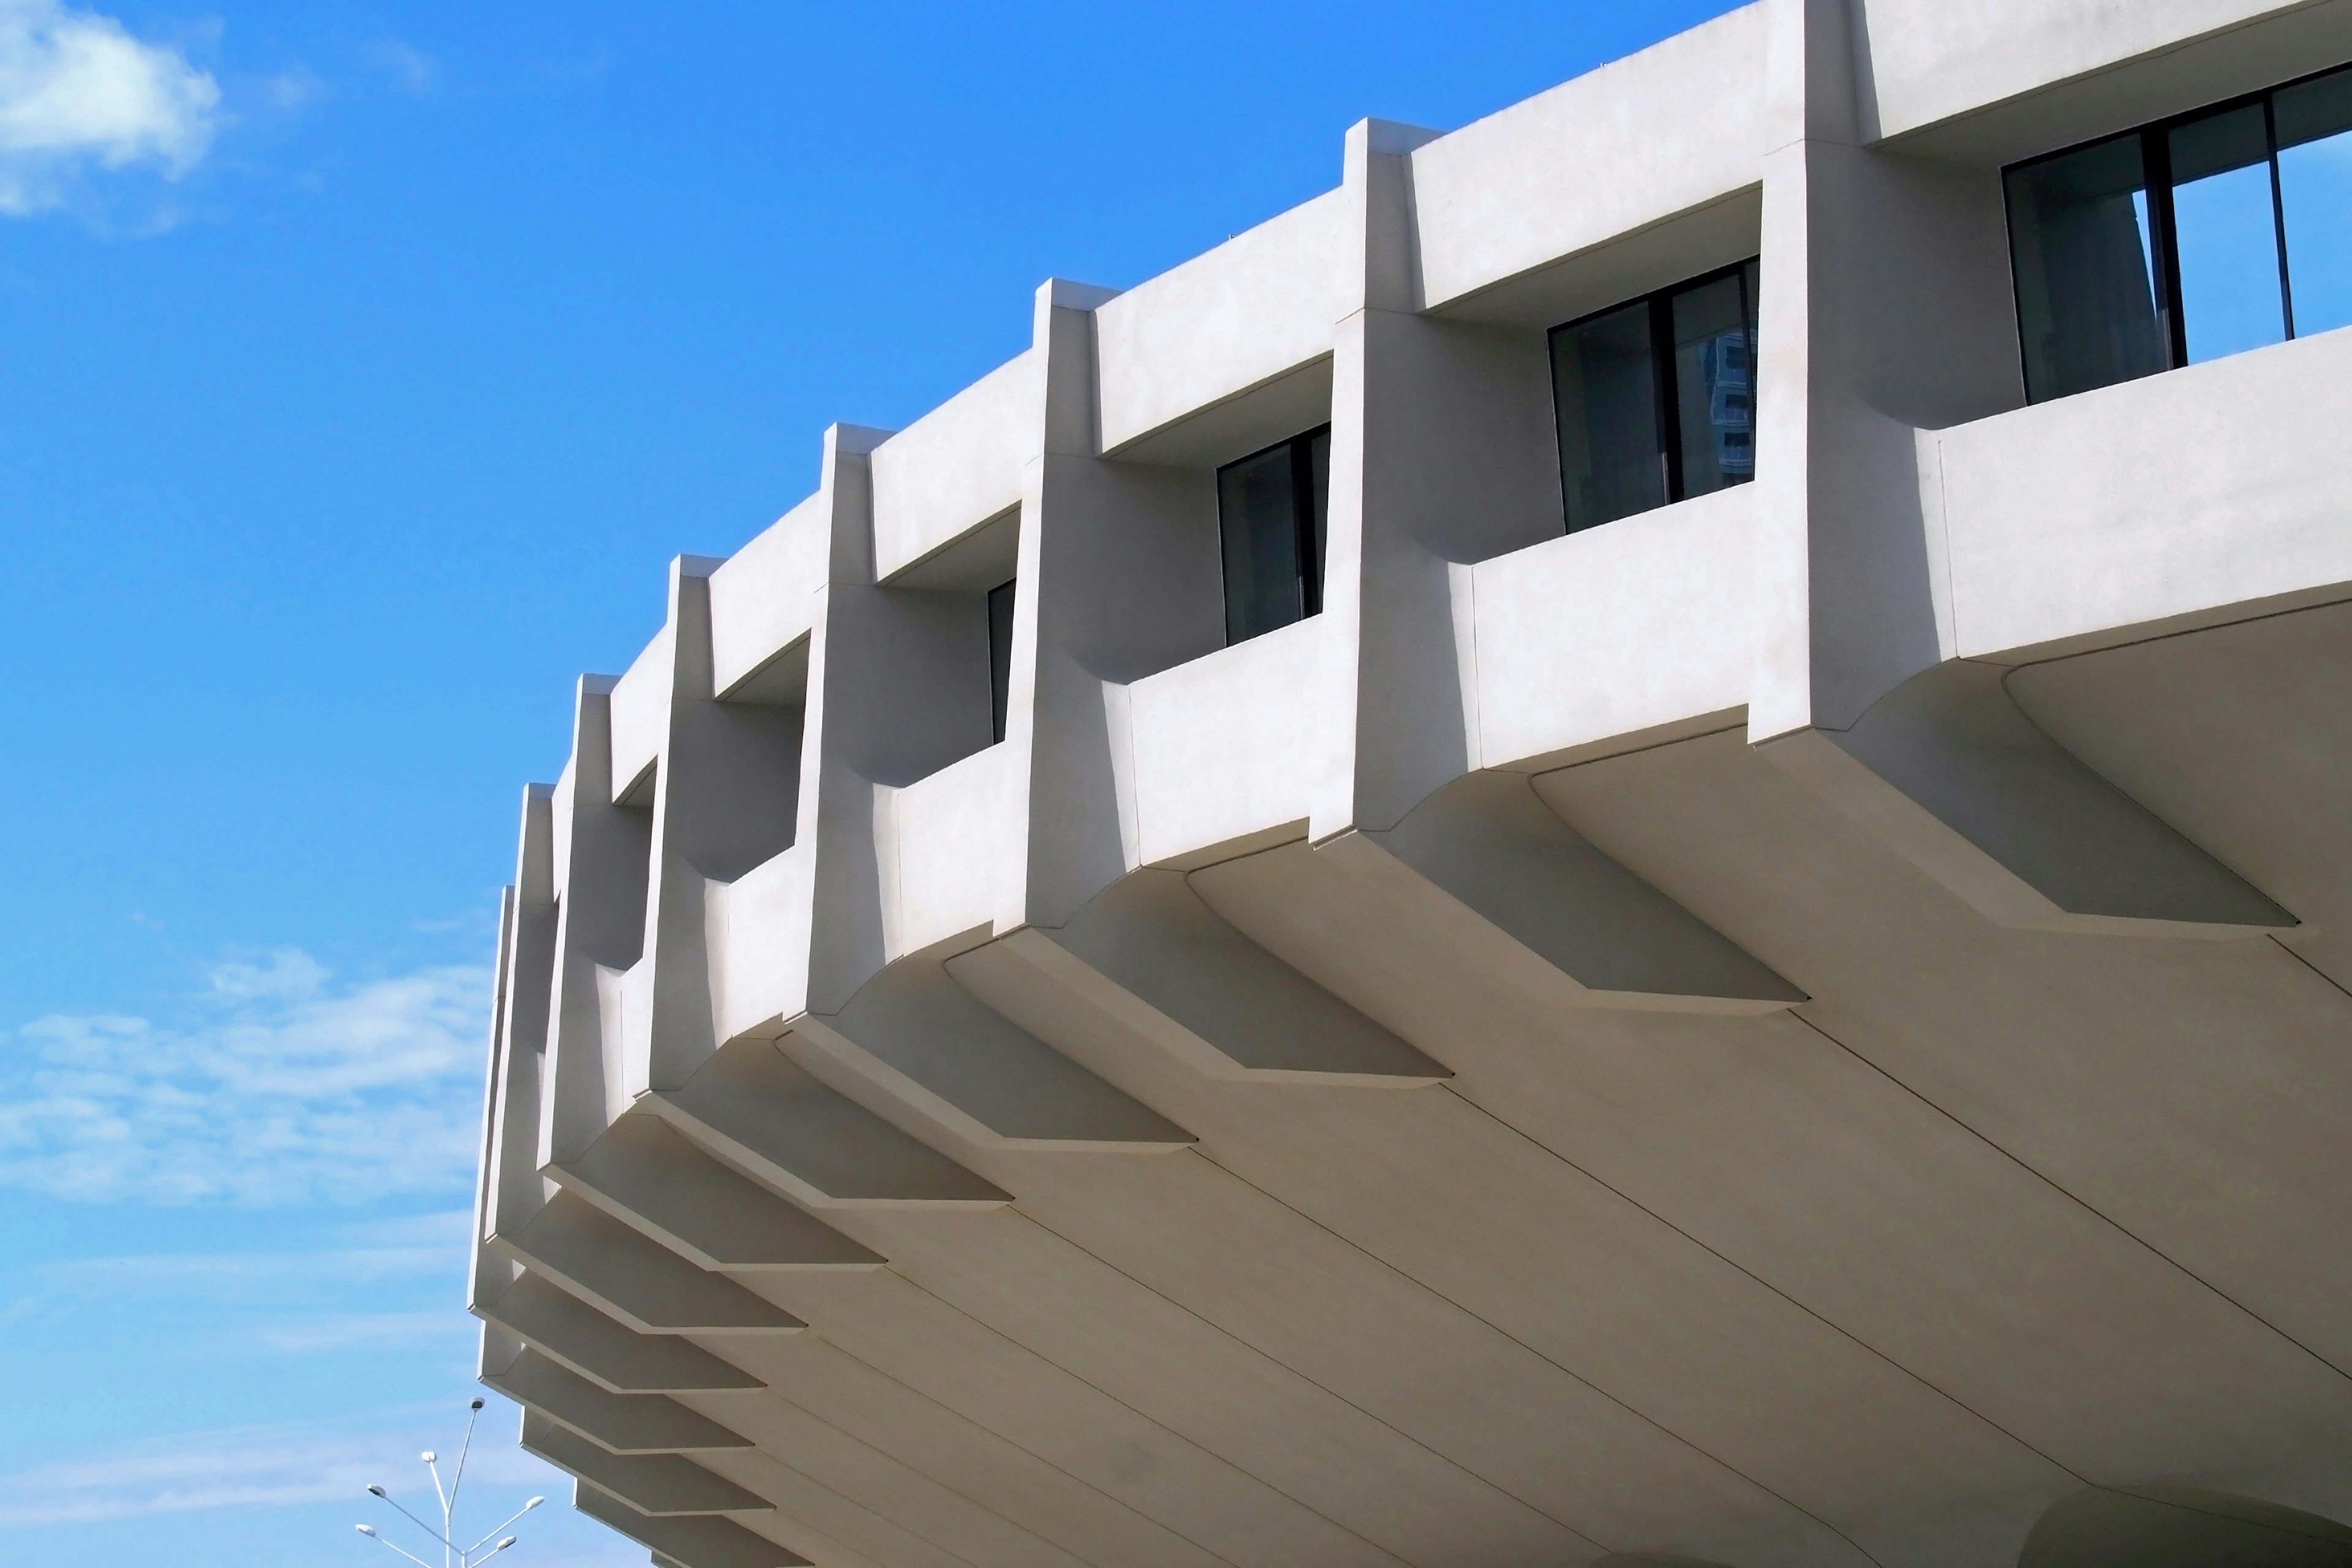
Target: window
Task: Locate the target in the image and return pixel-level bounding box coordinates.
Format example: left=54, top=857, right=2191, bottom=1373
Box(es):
left=2007, top=61, right=2352, bottom=404
left=986, top=578, right=1015, bottom=744
left=1548, top=260, right=1760, bottom=534
left=1217, top=426, right=1329, bottom=645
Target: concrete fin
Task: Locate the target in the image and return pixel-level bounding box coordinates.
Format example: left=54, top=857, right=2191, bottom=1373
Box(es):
left=524, top=1413, right=771, bottom=1517
left=557, top=1114, right=886, bottom=1271
left=987, top=872, right=1450, bottom=1086
left=511, top=1191, right=804, bottom=1335
left=1342, top=771, right=1806, bottom=1012
left=2019, top=1487, right=2352, bottom=1568
left=1771, top=660, right=2296, bottom=939
left=576, top=1482, right=809, bottom=1568
left=477, top=1275, right=764, bottom=1393
left=484, top=1348, right=752, bottom=1454
left=805, top=951, right=1196, bottom=1150
left=652, top=1039, right=1010, bottom=1208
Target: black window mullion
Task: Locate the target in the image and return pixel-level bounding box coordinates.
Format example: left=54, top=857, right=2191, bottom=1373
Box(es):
left=2264, top=92, right=2298, bottom=339
left=1649, top=291, right=1684, bottom=503
left=2144, top=125, right=2189, bottom=369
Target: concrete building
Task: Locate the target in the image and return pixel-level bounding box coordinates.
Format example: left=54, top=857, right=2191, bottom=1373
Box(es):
left=465, top=2, right=2352, bottom=1565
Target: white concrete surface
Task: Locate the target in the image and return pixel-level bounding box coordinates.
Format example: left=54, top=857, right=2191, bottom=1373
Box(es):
left=1096, top=190, right=1349, bottom=457
left=468, top=4, right=2352, bottom=1565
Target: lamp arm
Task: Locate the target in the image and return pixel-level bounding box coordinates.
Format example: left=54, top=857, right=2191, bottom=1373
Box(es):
left=375, top=1491, right=455, bottom=1549
left=364, top=1532, right=439, bottom=1568
left=462, top=1500, right=537, bottom=1555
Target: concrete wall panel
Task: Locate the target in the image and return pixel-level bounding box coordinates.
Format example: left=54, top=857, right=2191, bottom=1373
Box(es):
left=871, top=355, right=1036, bottom=582
left=1412, top=5, right=1768, bottom=314
left=1096, top=191, right=1349, bottom=455
left=1940, top=328, right=2352, bottom=663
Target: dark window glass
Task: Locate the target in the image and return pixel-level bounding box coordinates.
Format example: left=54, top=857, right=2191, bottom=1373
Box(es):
left=2169, top=104, right=2289, bottom=361
left=2007, top=62, right=2352, bottom=403
left=2274, top=69, right=2352, bottom=336
left=986, top=578, right=1015, bottom=744
left=1217, top=426, right=1328, bottom=645
left=1670, top=265, right=1759, bottom=499
left=1551, top=300, right=1664, bottom=532
left=2005, top=134, right=2168, bottom=402
left=1549, top=259, right=1759, bottom=534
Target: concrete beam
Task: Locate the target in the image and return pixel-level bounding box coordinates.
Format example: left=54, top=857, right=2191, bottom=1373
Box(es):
left=484, top=1347, right=751, bottom=1455
left=1763, top=660, right=2296, bottom=937
left=800, top=948, right=1196, bottom=1152
left=978, top=870, right=1448, bottom=1085
left=555, top=1114, right=886, bottom=1272
left=507, top=1191, right=804, bottom=1336
left=524, top=1414, right=771, bottom=1517
left=576, top=1482, right=808, bottom=1568
left=650, top=1039, right=1010, bottom=1208
left=1309, top=772, right=1804, bottom=1012
left=476, top=1275, right=763, bottom=1394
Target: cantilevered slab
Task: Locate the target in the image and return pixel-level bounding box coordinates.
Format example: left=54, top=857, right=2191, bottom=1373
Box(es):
left=652, top=1040, right=1011, bottom=1208
left=2019, top=1487, right=2352, bottom=1568
left=576, top=1482, right=809, bottom=1568
left=556, top=1114, right=886, bottom=1272
left=485, top=1348, right=751, bottom=1455
left=802, top=949, right=1197, bottom=1151
left=1765, top=660, right=2295, bottom=940
left=1317, top=771, right=1804, bottom=1012
left=510, top=1191, right=804, bottom=1336
left=972, top=871, right=1448, bottom=1087
left=478, top=1275, right=764, bottom=1393
left=525, top=1413, right=771, bottom=1517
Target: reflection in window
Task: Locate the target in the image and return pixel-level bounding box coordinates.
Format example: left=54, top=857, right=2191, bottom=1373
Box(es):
left=2275, top=69, right=2352, bottom=336
left=1216, top=426, right=1329, bottom=646
left=2169, top=104, right=2287, bottom=361
left=1549, top=260, right=1758, bottom=533
left=2007, top=61, right=2352, bottom=403
left=1553, top=301, right=1662, bottom=529
left=1671, top=270, right=1758, bottom=498
left=2005, top=134, right=2167, bottom=402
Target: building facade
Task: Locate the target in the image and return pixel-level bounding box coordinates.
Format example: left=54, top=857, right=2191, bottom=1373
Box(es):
left=466, top=2, right=2352, bottom=1565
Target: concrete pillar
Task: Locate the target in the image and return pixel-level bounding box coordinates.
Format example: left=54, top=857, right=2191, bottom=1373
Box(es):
left=537, top=676, right=650, bottom=1166
left=1751, top=0, right=2023, bottom=742
left=1748, top=0, right=2288, bottom=937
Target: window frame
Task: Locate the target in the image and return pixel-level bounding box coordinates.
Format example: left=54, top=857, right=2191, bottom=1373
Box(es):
left=2003, top=58, right=2352, bottom=400
left=1547, top=257, right=1760, bottom=534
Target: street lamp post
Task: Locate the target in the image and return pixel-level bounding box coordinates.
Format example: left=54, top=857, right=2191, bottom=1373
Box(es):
left=355, top=1397, right=543, bottom=1567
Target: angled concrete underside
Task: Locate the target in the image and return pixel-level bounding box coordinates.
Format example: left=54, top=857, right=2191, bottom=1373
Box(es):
left=467, top=2, right=2352, bottom=1565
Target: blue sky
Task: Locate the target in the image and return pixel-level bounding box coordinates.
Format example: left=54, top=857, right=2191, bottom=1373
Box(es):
left=0, top=1, right=1735, bottom=1562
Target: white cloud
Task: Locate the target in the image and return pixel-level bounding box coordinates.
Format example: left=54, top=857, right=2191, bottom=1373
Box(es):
left=361, top=36, right=437, bottom=95
left=0, top=1213, right=483, bottom=1362
left=0, top=0, right=221, bottom=214
left=0, top=1403, right=570, bottom=1529
left=0, top=951, right=494, bottom=1205
left=257, top=1310, right=464, bottom=1354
